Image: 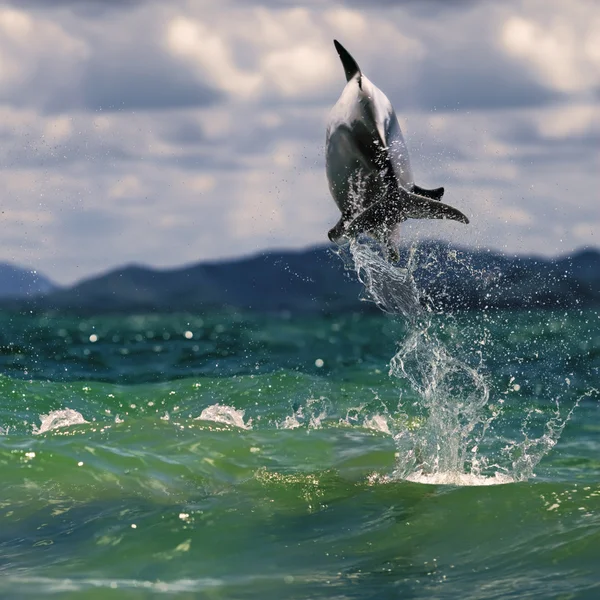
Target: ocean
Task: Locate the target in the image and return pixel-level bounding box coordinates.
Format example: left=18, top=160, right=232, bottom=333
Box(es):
left=0, top=243, right=598, bottom=599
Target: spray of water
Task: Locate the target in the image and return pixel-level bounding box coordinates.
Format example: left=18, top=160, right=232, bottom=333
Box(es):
left=340, top=239, right=579, bottom=485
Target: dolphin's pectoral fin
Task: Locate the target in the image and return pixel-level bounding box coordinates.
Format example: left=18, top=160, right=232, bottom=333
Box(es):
left=404, top=194, right=469, bottom=224
left=341, top=202, right=400, bottom=261
left=343, top=195, right=405, bottom=237
left=412, top=185, right=445, bottom=201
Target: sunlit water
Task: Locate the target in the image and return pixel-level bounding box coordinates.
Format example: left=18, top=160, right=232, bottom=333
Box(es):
left=0, top=246, right=598, bottom=598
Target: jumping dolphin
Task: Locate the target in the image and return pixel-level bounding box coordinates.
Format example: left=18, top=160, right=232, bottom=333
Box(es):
left=326, top=40, right=469, bottom=259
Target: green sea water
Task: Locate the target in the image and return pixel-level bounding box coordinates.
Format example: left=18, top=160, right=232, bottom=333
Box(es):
left=0, top=247, right=599, bottom=599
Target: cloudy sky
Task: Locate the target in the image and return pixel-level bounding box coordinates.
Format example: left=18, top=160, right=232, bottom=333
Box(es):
left=0, top=0, right=598, bottom=284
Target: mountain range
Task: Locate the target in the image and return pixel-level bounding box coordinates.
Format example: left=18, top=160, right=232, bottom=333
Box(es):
left=0, top=243, right=598, bottom=314
left=0, top=263, right=56, bottom=299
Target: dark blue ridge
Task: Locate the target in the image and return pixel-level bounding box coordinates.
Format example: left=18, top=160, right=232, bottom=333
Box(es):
left=0, top=263, right=56, bottom=299
left=1, top=243, right=599, bottom=314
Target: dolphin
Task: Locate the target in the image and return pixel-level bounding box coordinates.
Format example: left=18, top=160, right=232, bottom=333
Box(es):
left=326, top=40, right=469, bottom=259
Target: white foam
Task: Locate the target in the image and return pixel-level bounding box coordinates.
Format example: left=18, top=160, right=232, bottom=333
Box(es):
left=363, top=414, right=391, bottom=434
left=0, top=576, right=222, bottom=594
left=34, top=409, right=87, bottom=434
left=196, top=404, right=250, bottom=429
left=280, top=415, right=301, bottom=429
left=404, top=470, right=514, bottom=486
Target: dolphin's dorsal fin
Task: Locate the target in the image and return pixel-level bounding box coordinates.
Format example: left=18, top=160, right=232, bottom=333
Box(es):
left=334, top=40, right=362, bottom=88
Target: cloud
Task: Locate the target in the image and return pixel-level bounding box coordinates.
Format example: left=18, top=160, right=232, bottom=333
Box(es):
left=0, top=5, right=222, bottom=114
left=1, top=1, right=586, bottom=114
left=6, top=0, right=140, bottom=5
left=347, top=2, right=568, bottom=111
left=5, top=0, right=143, bottom=18
left=165, top=16, right=263, bottom=100
left=501, top=9, right=600, bottom=95
left=0, top=7, right=88, bottom=111
left=164, top=9, right=342, bottom=103
left=0, top=0, right=597, bottom=284
left=80, top=53, right=221, bottom=112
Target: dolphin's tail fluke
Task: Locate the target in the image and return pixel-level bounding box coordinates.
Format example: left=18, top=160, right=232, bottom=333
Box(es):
left=328, top=188, right=468, bottom=261
left=403, top=194, right=469, bottom=224
left=343, top=188, right=469, bottom=238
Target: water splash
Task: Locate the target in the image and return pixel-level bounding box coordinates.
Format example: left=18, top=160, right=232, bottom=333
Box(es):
left=340, top=239, right=579, bottom=485
left=345, top=239, right=421, bottom=322
left=363, top=414, right=391, bottom=435
left=404, top=471, right=514, bottom=486
left=34, top=409, right=87, bottom=434
left=279, top=397, right=329, bottom=430
left=196, top=404, right=251, bottom=429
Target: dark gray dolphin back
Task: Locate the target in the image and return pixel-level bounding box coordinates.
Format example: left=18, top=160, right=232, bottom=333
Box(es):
left=334, top=40, right=361, bottom=83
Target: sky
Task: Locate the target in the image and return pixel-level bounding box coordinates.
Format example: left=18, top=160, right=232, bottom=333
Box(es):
left=0, top=0, right=598, bottom=284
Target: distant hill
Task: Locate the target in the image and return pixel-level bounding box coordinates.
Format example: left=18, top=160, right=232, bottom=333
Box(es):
left=1, top=244, right=599, bottom=314
left=0, top=263, right=56, bottom=298
left=8, top=247, right=359, bottom=314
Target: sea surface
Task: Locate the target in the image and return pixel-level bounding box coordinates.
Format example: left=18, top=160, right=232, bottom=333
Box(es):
left=0, top=245, right=598, bottom=599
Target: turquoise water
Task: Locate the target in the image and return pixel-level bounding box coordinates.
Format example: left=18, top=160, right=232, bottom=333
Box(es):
left=0, top=248, right=599, bottom=598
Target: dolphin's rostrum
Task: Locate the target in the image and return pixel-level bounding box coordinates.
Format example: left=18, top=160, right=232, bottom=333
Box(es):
left=326, top=40, right=469, bottom=259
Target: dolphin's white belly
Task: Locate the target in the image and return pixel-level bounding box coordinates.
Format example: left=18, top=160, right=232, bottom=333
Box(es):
left=326, top=125, right=373, bottom=216
left=325, top=76, right=414, bottom=219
